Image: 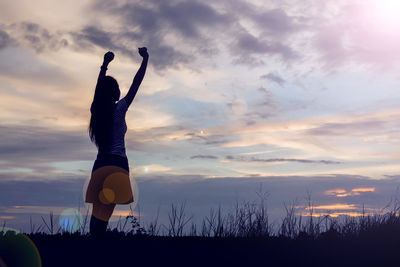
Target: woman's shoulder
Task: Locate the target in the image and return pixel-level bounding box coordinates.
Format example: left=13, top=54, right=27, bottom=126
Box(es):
left=115, top=98, right=128, bottom=113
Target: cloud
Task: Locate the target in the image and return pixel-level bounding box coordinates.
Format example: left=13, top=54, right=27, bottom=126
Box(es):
left=230, top=31, right=297, bottom=66
left=385, top=175, right=400, bottom=179
left=0, top=29, right=13, bottom=49
left=0, top=123, right=205, bottom=175
left=150, top=1, right=232, bottom=38
left=225, top=155, right=342, bottom=165
left=93, top=0, right=232, bottom=38
left=260, top=73, right=286, bottom=86
left=3, top=1, right=398, bottom=73
left=0, top=22, right=68, bottom=53
left=115, top=0, right=400, bottom=70
left=72, top=25, right=120, bottom=51
left=85, top=0, right=231, bottom=70
left=187, top=133, right=231, bottom=146
left=256, top=87, right=275, bottom=106
left=0, top=46, right=75, bottom=86
left=215, top=108, right=400, bottom=166
left=71, top=24, right=193, bottom=71
left=0, top=124, right=94, bottom=175
left=235, top=87, right=277, bottom=124
left=0, top=23, right=76, bottom=86
left=0, top=19, right=191, bottom=71
left=84, top=0, right=303, bottom=70
left=190, top=155, right=218, bottom=159
left=325, top=187, right=375, bottom=197
left=224, top=86, right=277, bottom=126
left=250, top=8, right=302, bottom=36
left=306, top=120, right=386, bottom=136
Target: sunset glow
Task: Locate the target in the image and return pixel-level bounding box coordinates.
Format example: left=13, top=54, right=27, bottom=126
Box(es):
left=352, top=188, right=375, bottom=193
left=325, top=187, right=376, bottom=197
left=307, top=204, right=357, bottom=211
left=368, top=0, right=400, bottom=26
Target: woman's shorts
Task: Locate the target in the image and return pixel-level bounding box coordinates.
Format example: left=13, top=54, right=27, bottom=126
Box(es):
left=85, top=153, right=134, bottom=205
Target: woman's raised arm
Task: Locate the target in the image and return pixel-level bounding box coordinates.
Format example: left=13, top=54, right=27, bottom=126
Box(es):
left=91, top=51, right=114, bottom=112
left=123, top=47, right=149, bottom=108
left=98, top=51, right=114, bottom=82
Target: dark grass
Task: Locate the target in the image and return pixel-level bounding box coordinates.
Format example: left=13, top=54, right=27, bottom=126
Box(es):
left=3, top=194, right=400, bottom=266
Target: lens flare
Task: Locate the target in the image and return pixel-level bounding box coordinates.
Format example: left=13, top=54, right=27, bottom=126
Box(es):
left=59, top=208, right=83, bottom=233
left=367, top=0, right=400, bottom=26
left=0, top=227, right=42, bottom=267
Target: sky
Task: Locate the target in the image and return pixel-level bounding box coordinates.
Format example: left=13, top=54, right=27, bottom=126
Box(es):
left=0, top=0, right=400, bottom=233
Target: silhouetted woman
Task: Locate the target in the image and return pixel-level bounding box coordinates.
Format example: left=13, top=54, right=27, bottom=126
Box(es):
left=86, top=48, right=149, bottom=236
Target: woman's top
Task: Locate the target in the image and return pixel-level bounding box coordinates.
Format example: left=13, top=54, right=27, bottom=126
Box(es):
left=99, top=97, right=128, bottom=158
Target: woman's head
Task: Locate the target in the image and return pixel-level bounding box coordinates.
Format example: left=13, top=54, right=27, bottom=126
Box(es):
left=102, top=76, right=120, bottom=102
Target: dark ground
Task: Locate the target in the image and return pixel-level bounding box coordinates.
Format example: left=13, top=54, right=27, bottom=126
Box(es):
left=8, top=232, right=398, bottom=267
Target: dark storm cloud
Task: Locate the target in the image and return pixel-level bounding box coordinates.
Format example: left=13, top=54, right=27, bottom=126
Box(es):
left=225, top=155, right=342, bottom=165
left=261, top=73, right=286, bottom=86
left=190, top=155, right=218, bottom=159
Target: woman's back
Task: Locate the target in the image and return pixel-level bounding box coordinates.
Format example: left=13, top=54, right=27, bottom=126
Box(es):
left=98, top=98, right=128, bottom=158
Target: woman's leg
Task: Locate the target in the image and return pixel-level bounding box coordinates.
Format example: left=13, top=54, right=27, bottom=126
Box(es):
left=90, top=202, right=116, bottom=235
left=92, top=202, right=116, bottom=221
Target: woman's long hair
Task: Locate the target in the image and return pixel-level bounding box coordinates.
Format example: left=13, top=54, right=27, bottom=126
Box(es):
left=88, top=76, right=120, bottom=152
